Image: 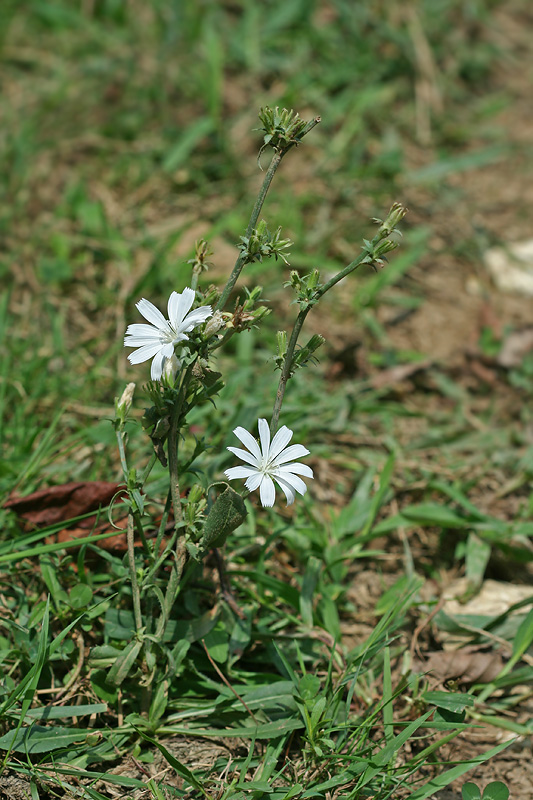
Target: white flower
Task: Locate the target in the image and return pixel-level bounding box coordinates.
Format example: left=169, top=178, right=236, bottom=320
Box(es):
left=224, top=418, right=314, bottom=507
left=124, top=288, right=212, bottom=380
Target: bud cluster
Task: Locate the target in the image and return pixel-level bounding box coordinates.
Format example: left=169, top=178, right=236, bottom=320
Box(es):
left=359, top=203, right=408, bottom=268
left=257, top=106, right=309, bottom=154
left=239, top=220, right=292, bottom=266
left=285, top=268, right=322, bottom=309
left=215, top=286, right=270, bottom=336
left=275, top=330, right=325, bottom=375
left=187, top=239, right=214, bottom=276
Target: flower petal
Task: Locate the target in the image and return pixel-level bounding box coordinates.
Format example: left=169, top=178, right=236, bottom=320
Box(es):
left=231, top=426, right=262, bottom=461
left=168, top=288, right=195, bottom=328
left=279, top=463, right=314, bottom=479
left=273, top=443, right=310, bottom=466
left=258, top=418, right=271, bottom=460
left=136, top=298, right=168, bottom=330
left=273, top=475, right=296, bottom=505
left=258, top=475, right=276, bottom=507
left=275, top=471, right=307, bottom=496
left=268, top=425, right=293, bottom=460
left=244, top=472, right=263, bottom=492
left=225, top=466, right=257, bottom=480
left=127, top=343, right=164, bottom=365
left=151, top=350, right=166, bottom=380
left=227, top=446, right=260, bottom=468
left=124, top=323, right=162, bottom=346
left=179, top=305, right=213, bottom=333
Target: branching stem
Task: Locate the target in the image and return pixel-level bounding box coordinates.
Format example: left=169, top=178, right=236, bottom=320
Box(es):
left=216, top=116, right=321, bottom=312
left=270, top=247, right=377, bottom=434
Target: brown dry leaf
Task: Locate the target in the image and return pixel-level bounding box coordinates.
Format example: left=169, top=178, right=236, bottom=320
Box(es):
left=442, top=579, right=533, bottom=619
left=4, top=481, right=122, bottom=528
left=3, top=481, right=136, bottom=552
left=369, top=358, right=433, bottom=390
left=52, top=516, right=130, bottom=550
left=497, top=327, right=533, bottom=368
left=418, top=648, right=503, bottom=685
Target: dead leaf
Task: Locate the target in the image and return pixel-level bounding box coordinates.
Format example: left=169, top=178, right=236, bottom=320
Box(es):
left=369, top=358, right=433, bottom=390
left=4, top=481, right=122, bottom=529
left=417, top=647, right=503, bottom=685
left=442, top=579, right=533, bottom=619
left=497, top=328, right=533, bottom=368
left=484, top=239, right=533, bottom=296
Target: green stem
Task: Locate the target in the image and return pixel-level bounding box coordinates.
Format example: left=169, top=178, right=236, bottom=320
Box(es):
left=126, top=512, right=143, bottom=635
left=270, top=309, right=308, bottom=436
left=215, top=116, right=321, bottom=313
left=116, top=428, right=129, bottom=477
left=215, top=151, right=282, bottom=312
left=315, top=248, right=373, bottom=300
left=167, top=409, right=183, bottom=529
left=116, top=428, right=151, bottom=557
left=152, top=489, right=172, bottom=561
left=270, top=246, right=376, bottom=434
left=162, top=364, right=196, bottom=617
left=140, top=452, right=158, bottom=486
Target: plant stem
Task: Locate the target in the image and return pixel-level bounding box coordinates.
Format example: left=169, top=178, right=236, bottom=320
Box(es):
left=126, top=512, right=143, bottom=635
left=167, top=409, right=183, bottom=529
left=315, top=249, right=372, bottom=300
left=162, top=365, right=196, bottom=617
left=270, top=247, right=375, bottom=434
left=270, top=309, right=308, bottom=435
left=215, top=116, right=321, bottom=313
left=116, top=428, right=151, bottom=556
left=215, top=151, right=282, bottom=312
left=152, top=489, right=172, bottom=560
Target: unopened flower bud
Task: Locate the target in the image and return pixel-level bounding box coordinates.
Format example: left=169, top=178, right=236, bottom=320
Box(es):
left=307, top=269, right=321, bottom=290
left=162, top=354, right=180, bottom=385
left=204, top=311, right=226, bottom=338
left=376, top=203, right=408, bottom=237
left=305, top=333, right=325, bottom=354
left=115, top=382, right=135, bottom=423
left=277, top=330, right=287, bottom=359
left=288, top=270, right=301, bottom=291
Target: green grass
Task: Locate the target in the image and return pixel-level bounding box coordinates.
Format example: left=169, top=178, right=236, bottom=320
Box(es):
left=1, top=1, right=532, bottom=797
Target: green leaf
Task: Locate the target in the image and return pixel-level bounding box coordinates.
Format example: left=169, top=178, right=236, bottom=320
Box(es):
left=298, top=675, right=320, bottom=703
left=300, top=556, right=321, bottom=628
left=160, top=717, right=303, bottom=739
left=20, top=704, right=106, bottom=720
left=424, top=691, right=474, bottom=714
left=90, top=670, right=118, bottom=704
left=69, top=583, right=93, bottom=609
left=200, top=482, right=248, bottom=550
left=510, top=605, right=533, bottom=667
left=360, top=453, right=394, bottom=538
left=462, top=783, right=481, bottom=800
left=162, top=117, right=214, bottom=173
left=203, top=623, right=229, bottom=664
left=407, top=739, right=514, bottom=800
left=149, top=680, right=168, bottom=724
left=401, top=503, right=470, bottom=529
left=465, top=533, right=491, bottom=588
left=482, top=781, right=509, bottom=800
left=107, top=639, right=142, bottom=686
left=133, top=728, right=210, bottom=797
left=0, top=725, right=98, bottom=754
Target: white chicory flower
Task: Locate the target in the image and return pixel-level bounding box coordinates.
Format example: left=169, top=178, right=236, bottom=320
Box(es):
left=124, top=288, right=212, bottom=380
left=224, top=418, right=313, bottom=507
